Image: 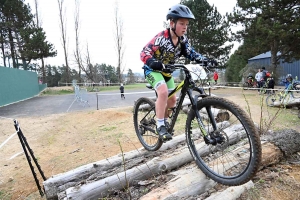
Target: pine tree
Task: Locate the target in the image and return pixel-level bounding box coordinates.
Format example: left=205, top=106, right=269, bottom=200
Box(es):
left=181, top=0, right=232, bottom=66
left=228, top=0, right=300, bottom=68
left=0, top=0, right=56, bottom=73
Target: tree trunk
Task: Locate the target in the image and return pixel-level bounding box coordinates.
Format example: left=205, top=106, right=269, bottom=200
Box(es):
left=0, top=34, right=7, bottom=67
left=8, top=29, right=17, bottom=68
left=43, top=129, right=300, bottom=200
left=41, top=58, right=46, bottom=84
left=270, top=40, right=279, bottom=68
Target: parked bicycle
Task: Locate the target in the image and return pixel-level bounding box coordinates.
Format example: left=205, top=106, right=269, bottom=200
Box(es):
left=243, top=77, right=257, bottom=89
left=266, top=80, right=300, bottom=107
left=133, top=63, right=262, bottom=186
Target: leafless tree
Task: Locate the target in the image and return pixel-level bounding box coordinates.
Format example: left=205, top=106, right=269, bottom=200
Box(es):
left=84, top=43, right=94, bottom=81
left=34, top=0, right=45, bottom=82
left=113, top=0, right=126, bottom=83
left=73, top=0, right=82, bottom=83
left=57, top=0, right=69, bottom=83
left=34, top=0, right=42, bottom=27
left=73, top=1, right=98, bottom=84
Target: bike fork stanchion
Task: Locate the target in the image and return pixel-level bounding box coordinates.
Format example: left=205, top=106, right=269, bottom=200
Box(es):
left=13, top=119, right=47, bottom=197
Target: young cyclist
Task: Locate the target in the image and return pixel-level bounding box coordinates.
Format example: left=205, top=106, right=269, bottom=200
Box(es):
left=140, top=4, right=209, bottom=142
left=282, top=74, right=293, bottom=89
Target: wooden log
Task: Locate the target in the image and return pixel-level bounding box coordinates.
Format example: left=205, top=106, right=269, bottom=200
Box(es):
left=205, top=181, right=254, bottom=200
left=49, top=129, right=300, bottom=200
left=273, top=95, right=300, bottom=107
left=140, top=164, right=217, bottom=200
left=61, top=123, right=246, bottom=199
left=63, top=153, right=194, bottom=199
left=129, top=130, right=300, bottom=200
left=43, top=134, right=186, bottom=200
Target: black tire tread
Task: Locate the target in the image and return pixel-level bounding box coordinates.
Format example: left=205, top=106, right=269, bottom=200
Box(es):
left=133, top=97, right=163, bottom=151
left=186, top=96, right=262, bottom=186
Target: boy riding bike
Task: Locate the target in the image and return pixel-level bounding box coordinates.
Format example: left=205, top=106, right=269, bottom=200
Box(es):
left=140, top=4, right=215, bottom=142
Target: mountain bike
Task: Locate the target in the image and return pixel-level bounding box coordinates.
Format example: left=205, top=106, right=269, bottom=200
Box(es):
left=243, top=77, right=257, bottom=89
left=133, top=63, right=262, bottom=186
left=266, top=81, right=300, bottom=107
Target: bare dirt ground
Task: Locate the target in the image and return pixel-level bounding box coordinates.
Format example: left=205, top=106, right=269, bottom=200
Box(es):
left=0, top=87, right=299, bottom=200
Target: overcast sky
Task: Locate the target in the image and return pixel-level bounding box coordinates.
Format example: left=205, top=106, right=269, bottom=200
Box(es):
left=23, top=0, right=239, bottom=73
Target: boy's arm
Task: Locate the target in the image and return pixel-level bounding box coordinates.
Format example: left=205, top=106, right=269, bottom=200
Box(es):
left=180, top=35, right=205, bottom=62
left=140, top=31, right=163, bottom=68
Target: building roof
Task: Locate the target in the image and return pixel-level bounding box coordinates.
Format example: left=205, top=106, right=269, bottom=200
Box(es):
left=248, top=51, right=281, bottom=60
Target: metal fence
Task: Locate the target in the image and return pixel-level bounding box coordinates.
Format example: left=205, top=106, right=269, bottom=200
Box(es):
left=74, top=85, right=90, bottom=107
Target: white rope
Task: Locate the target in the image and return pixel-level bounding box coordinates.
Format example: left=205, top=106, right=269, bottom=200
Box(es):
left=213, top=85, right=300, bottom=92
left=95, top=86, right=299, bottom=96
left=96, top=91, right=154, bottom=96
left=0, top=132, right=17, bottom=150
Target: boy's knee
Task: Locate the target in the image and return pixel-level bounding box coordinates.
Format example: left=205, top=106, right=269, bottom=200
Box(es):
left=157, top=87, right=168, bottom=98
left=168, top=95, right=177, bottom=105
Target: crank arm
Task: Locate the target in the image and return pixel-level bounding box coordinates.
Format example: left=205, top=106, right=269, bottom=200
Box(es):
left=140, top=124, right=156, bottom=134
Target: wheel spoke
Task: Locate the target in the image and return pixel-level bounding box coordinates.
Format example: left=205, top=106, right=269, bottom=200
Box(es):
left=186, top=97, right=261, bottom=185
left=133, top=98, right=163, bottom=151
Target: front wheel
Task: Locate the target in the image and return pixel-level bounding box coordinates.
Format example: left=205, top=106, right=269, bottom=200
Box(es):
left=133, top=97, right=163, bottom=151
left=185, top=96, right=261, bottom=186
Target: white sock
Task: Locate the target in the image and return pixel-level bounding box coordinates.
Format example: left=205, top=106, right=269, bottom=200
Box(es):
left=157, top=118, right=165, bottom=127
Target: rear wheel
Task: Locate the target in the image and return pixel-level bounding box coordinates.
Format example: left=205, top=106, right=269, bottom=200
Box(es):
left=185, top=96, right=261, bottom=186
left=133, top=97, right=162, bottom=151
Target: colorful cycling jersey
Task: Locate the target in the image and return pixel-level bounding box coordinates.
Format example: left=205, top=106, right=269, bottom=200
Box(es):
left=140, top=28, right=203, bottom=76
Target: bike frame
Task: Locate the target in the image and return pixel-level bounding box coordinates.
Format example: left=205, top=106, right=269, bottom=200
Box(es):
left=150, top=64, right=217, bottom=144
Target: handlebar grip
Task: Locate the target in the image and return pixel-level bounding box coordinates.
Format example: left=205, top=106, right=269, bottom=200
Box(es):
left=162, top=66, right=175, bottom=73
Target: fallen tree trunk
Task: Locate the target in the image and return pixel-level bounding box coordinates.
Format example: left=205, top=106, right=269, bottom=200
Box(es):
left=63, top=153, right=194, bottom=199
left=58, top=124, right=249, bottom=199
left=127, top=130, right=300, bottom=200
left=43, top=134, right=186, bottom=200
left=44, top=121, right=232, bottom=199
left=272, top=95, right=300, bottom=107
left=140, top=164, right=217, bottom=200
left=205, top=181, right=254, bottom=200
left=46, top=129, right=300, bottom=200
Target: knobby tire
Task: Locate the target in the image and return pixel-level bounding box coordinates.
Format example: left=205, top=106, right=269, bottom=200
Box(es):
left=133, top=97, right=163, bottom=151
left=185, top=96, right=262, bottom=186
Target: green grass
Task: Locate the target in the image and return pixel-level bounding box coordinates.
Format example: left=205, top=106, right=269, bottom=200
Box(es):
left=41, top=89, right=74, bottom=95
left=41, top=83, right=148, bottom=96
left=100, top=126, right=117, bottom=131
left=89, top=83, right=147, bottom=92
left=0, top=190, right=10, bottom=200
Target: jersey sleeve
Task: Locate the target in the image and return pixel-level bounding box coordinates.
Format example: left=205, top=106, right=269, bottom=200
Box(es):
left=180, top=35, right=204, bottom=61
left=140, top=31, right=164, bottom=66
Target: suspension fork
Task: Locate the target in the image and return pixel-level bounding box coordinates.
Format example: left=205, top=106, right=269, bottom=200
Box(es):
left=187, top=89, right=218, bottom=145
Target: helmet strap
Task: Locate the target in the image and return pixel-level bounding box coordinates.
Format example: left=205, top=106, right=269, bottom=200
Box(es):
left=171, top=19, right=179, bottom=37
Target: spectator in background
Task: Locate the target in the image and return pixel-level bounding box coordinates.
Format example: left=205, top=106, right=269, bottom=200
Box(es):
left=120, top=83, right=125, bottom=100
left=213, top=71, right=219, bottom=84
left=266, top=73, right=275, bottom=94
left=255, top=69, right=263, bottom=93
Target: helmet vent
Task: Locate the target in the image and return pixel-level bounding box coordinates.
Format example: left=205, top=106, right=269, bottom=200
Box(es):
left=185, top=8, right=191, bottom=14
left=179, top=6, right=186, bottom=13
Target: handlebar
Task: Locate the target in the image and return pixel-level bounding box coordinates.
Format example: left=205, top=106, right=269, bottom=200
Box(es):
left=164, top=59, right=218, bottom=72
